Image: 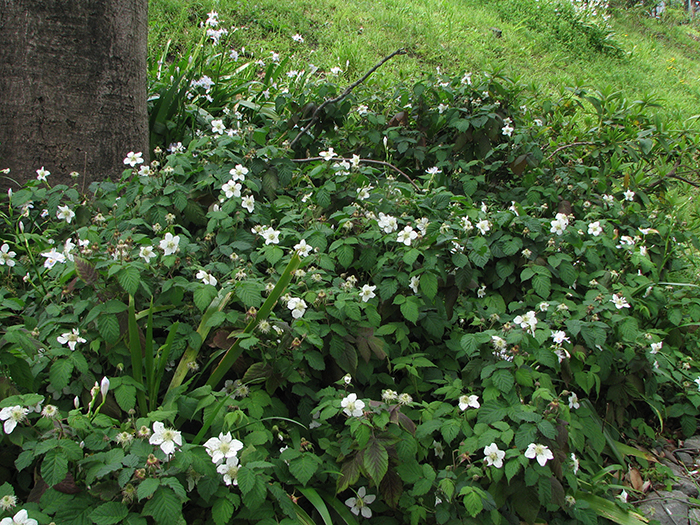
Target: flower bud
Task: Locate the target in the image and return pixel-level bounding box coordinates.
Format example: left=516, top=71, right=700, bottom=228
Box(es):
left=100, top=377, right=110, bottom=398
left=74, top=396, right=80, bottom=409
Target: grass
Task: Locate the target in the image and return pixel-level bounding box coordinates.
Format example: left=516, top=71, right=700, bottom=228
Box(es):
left=148, top=0, right=700, bottom=124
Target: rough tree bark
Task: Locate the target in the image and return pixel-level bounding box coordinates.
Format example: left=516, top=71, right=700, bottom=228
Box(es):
left=0, top=0, right=149, bottom=192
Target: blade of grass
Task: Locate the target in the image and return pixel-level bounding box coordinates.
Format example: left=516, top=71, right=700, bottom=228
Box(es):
left=128, top=295, right=148, bottom=415
left=152, top=321, right=179, bottom=409
left=205, top=254, right=300, bottom=390
left=297, top=487, right=333, bottom=525
left=144, top=298, right=155, bottom=410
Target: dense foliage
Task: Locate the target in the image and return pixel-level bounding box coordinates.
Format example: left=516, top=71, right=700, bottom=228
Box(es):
left=2, top=14, right=700, bottom=525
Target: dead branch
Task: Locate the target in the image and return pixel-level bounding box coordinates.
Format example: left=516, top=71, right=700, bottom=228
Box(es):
left=546, top=141, right=596, bottom=161
left=288, top=48, right=407, bottom=148
left=290, top=156, right=421, bottom=191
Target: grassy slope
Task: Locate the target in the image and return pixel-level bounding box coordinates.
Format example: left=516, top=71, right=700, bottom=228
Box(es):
left=148, top=0, right=700, bottom=122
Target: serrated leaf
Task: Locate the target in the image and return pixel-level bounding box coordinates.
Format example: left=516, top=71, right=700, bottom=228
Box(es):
left=505, top=459, right=521, bottom=482
left=75, top=257, right=99, bottom=286
left=241, top=476, right=267, bottom=510
left=532, top=274, right=550, bottom=299
left=237, top=466, right=255, bottom=495
left=236, top=281, right=264, bottom=308
left=419, top=272, right=438, bottom=300
left=114, top=385, right=136, bottom=412
left=42, top=448, right=69, bottom=487
left=462, top=487, right=484, bottom=517
left=379, top=468, right=403, bottom=508
left=491, top=369, right=514, bottom=394
left=400, top=298, right=419, bottom=324
left=193, top=286, right=218, bottom=312
left=558, top=262, right=578, bottom=286
left=329, top=335, right=357, bottom=374
left=118, top=266, right=140, bottom=296
left=137, top=478, right=160, bottom=501
left=337, top=455, right=362, bottom=493
left=142, top=488, right=182, bottom=525
left=441, top=419, right=461, bottom=444
left=98, top=315, right=121, bottom=345
left=212, top=496, right=234, bottom=525
left=337, top=244, right=354, bottom=268
left=49, top=359, right=74, bottom=395
left=90, top=502, right=128, bottom=525
left=289, top=453, right=321, bottom=486
left=363, top=437, right=389, bottom=487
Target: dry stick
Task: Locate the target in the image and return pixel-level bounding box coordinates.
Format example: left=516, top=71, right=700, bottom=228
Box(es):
left=545, top=141, right=596, bottom=161
left=288, top=48, right=407, bottom=149
left=291, top=157, right=421, bottom=191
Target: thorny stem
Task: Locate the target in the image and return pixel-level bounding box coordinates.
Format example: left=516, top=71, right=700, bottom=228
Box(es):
left=289, top=48, right=407, bottom=148
left=291, top=156, right=421, bottom=191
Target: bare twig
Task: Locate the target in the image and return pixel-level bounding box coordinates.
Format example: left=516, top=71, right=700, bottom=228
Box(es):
left=290, top=156, right=421, bottom=191
left=545, top=141, right=596, bottom=161
left=288, top=48, right=407, bottom=148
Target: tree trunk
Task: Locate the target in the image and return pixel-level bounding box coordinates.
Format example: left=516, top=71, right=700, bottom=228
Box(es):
left=0, top=0, right=149, bottom=192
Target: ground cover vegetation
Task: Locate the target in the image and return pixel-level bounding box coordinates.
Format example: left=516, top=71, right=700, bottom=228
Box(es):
left=3, top=2, right=700, bottom=525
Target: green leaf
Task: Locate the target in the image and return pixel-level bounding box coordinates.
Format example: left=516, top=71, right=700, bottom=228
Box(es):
left=114, top=385, right=136, bottom=412
left=142, top=487, right=182, bottom=525
left=419, top=272, right=438, bottom=300
left=491, top=369, right=514, bottom=394
left=212, top=497, right=234, bottom=525
left=441, top=419, right=461, bottom=444
left=237, top=466, right=255, bottom=495
left=462, top=486, right=484, bottom=517
left=289, top=453, right=322, bottom=486
left=118, top=266, right=140, bottom=296
left=379, top=468, right=403, bottom=508
left=236, top=281, right=265, bottom=308
left=49, top=358, right=74, bottom=392
left=363, top=437, right=389, bottom=487
left=137, top=478, right=160, bottom=501
left=193, top=285, right=218, bottom=312
left=505, top=459, right=521, bottom=482
left=329, top=335, right=357, bottom=374
left=532, top=274, right=550, bottom=299
left=90, top=502, right=128, bottom=525
left=241, top=475, right=267, bottom=510
left=469, top=237, right=491, bottom=268
left=400, top=297, right=420, bottom=323
left=42, top=448, right=69, bottom=486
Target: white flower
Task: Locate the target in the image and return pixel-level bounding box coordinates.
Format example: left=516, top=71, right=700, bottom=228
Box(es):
left=345, top=486, right=375, bottom=518
left=149, top=421, right=182, bottom=455
left=623, top=190, right=635, bottom=202
left=0, top=243, right=16, bottom=267
left=41, top=248, right=66, bottom=269
left=483, top=443, right=505, bottom=468
left=433, top=440, right=445, bottom=459
left=426, top=166, right=442, bottom=176
left=610, top=294, right=630, bottom=309
left=397, top=393, right=413, bottom=405
left=291, top=33, right=304, bottom=43
left=397, top=226, right=418, bottom=246
left=356, top=186, right=372, bottom=200
left=551, top=330, right=570, bottom=345
left=196, top=270, right=217, bottom=286
left=476, top=220, right=491, bottom=235
left=377, top=213, right=398, bottom=234
left=204, top=432, right=244, bottom=465
left=123, top=152, right=143, bottom=167
left=287, top=297, right=307, bottom=319
left=618, top=489, right=628, bottom=503
left=458, top=395, right=480, bottom=411
left=492, top=336, right=507, bottom=351
left=0, top=406, right=29, bottom=434
left=319, top=148, right=336, bottom=161
left=262, top=227, right=280, bottom=245
left=524, top=443, right=554, bottom=466
left=100, top=377, right=110, bottom=399
left=229, top=164, right=248, bottom=181
left=650, top=342, right=663, bottom=354
left=138, top=165, right=151, bottom=177
left=36, top=167, right=50, bottom=181
left=409, top=275, right=420, bottom=294
left=461, top=72, right=472, bottom=85
left=41, top=405, right=59, bottom=418
left=0, top=509, right=38, bottom=525
left=571, top=453, right=579, bottom=474
left=341, top=393, right=365, bottom=417
left=382, top=389, right=398, bottom=402
left=568, top=393, right=580, bottom=410
left=211, top=119, right=226, bottom=134
left=357, top=105, right=369, bottom=116
left=159, top=233, right=180, bottom=256
left=56, top=205, right=75, bottom=224
left=477, top=284, right=486, bottom=298
left=502, top=124, right=514, bottom=137
left=0, top=494, right=17, bottom=511
left=588, top=221, right=603, bottom=236
left=221, top=180, right=242, bottom=199
left=57, top=328, right=86, bottom=351
left=437, top=103, right=449, bottom=114
left=139, top=245, right=157, bottom=263
left=514, top=311, right=537, bottom=333
left=241, top=195, right=255, bottom=213
left=602, top=194, right=615, bottom=204
left=217, top=456, right=240, bottom=485
left=343, top=374, right=352, bottom=385
left=461, top=217, right=473, bottom=232
left=294, top=239, right=312, bottom=257
left=359, top=284, right=376, bottom=302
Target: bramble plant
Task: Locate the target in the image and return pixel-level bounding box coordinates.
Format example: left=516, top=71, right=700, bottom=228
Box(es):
left=3, top=11, right=700, bottom=525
